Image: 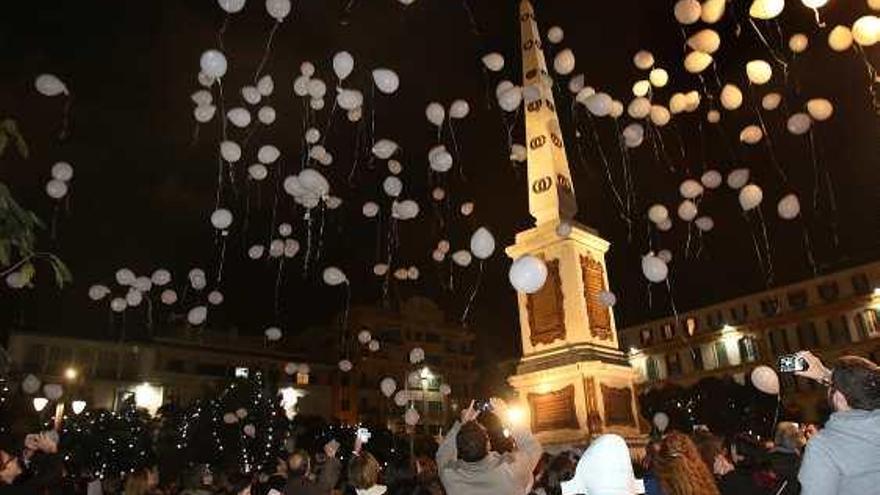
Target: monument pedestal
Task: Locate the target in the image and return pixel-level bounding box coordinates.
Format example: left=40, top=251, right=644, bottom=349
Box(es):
left=506, top=221, right=647, bottom=450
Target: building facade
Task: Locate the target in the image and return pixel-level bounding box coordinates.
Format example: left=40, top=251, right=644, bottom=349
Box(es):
left=5, top=329, right=334, bottom=418
left=619, top=261, right=880, bottom=421
left=297, top=297, right=477, bottom=433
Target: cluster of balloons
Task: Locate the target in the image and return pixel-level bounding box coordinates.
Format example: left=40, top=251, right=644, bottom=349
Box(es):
left=45, top=161, right=74, bottom=200
left=283, top=168, right=332, bottom=209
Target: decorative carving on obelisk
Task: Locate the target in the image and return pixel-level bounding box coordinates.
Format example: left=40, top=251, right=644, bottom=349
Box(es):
left=519, top=0, right=577, bottom=226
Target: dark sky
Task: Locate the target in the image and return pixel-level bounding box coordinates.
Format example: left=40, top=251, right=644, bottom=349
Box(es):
left=1, top=0, right=879, bottom=362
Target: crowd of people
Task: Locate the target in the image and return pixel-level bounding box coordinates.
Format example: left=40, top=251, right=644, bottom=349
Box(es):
left=0, top=351, right=877, bottom=495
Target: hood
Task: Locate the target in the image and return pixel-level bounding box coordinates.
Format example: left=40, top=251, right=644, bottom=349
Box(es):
left=818, top=409, right=880, bottom=476
left=560, top=434, right=644, bottom=495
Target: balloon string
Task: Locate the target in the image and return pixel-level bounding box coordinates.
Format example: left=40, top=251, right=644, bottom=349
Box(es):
left=745, top=212, right=767, bottom=280
left=822, top=165, right=840, bottom=249
left=665, top=278, right=679, bottom=321
left=670, top=120, right=687, bottom=164
left=217, top=15, right=229, bottom=51
left=801, top=221, right=818, bottom=276
left=811, top=8, right=825, bottom=28
left=274, top=258, right=285, bottom=319
left=748, top=19, right=789, bottom=72
left=757, top=208, right=775, bottom=286
left=58, top=94, right=72, bottom=141
left=252, top=22, right=280, bottom=83
left=450, top=122, right=466, bottom=182
left=216, top=233, right=228, bottom=283
left=214, top=79, right=229, bottom=211
left=808, top=129, right=821, bottom=211
left=684, top=222, right=693, bottom=261
left=585, top=113, right=628, bottom=222
left=303, top=212, right=313, bottom=277
left=190, top=123, right=201, bottom=147
left=320, top=99, right=339, bottom=148
left=460, top=261, right=484, bottom=326
left=269, top=167, right=281, bottom=241
left=316, top=203, right=327, bottom=262
left=855, top=46, right=880, bottom=116
left=369, top=85, right=377, bottom=166
left=748, top=83, right=788, bottom=184
left=348, top=117, right=365, bottom=185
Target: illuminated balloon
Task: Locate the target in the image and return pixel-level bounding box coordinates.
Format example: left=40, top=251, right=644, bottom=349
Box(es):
left=853, top=16, right=880, bottom=46
left=133, top=276, right=152, bottom=293
left=677, top=200, right=698, bottom=222
left=372, top=68, right=399, bottom=94
left=45, top=179, right=68, bottom=199
left=553, top=49, right=575, bottom=75
left=208, top=290, right=224, bottom=305
left=227, top=107, right=251, bottom=128
left=452, top=250, right=473, bottom=267
left=739, top=125, right=763, bottom=144
left=449, top=99, right=470, bottom=119
left=687, top=29, right=721, bottom=53
left=469, top=227, right=496, bottom=259
left=404, top=408, right=420, bottom=426
left=265, top=327, right=283, bottom=341
left=368, top=340, right=380, bottom=352
left=481, top=52, right=504, bottom=72
left=762, top=92, right=782, bottom=111
left=749, top=0, right=784, bottom=20
left=802, top=0, right=828, bottom=7
left=751, top=365, right=780, bottom=394
left=649, top=68, right=669, bottom=87
left=786, top=113, right=812, bottom=135
left=336, top=89, right=363, bottom=111
left=653, top=412, right=670, bottom=432
left=674, top=0, right=702, bottom=24
left=701, top=0, right=726, bottom=23
left=706, top=109, right=720, bottom=123
left=584, top=93, right=613, bottom=117
left=388, top=160, right=403, bottom=175
left=627, top=97, right=651, bottom=119
left=547, top=26, right=564, bottom=44
left=383, top=176, right=403, bottom=198
left=498, top=86, right=522, bottom=112
left=828, top=26, right=853, bottom=52
left=322, top=267, right=347, bottom=286
left=293, top=75, right=310, bottom=97
left=307, top=79, right=327, bottom=99
left=684, top=51, right=713, bottom=73
left=21, top=375, right=41, bottom=395
left=746, top=60, right=773, bottom=84
left=632, top=80, right=651, bottom=97
left=220, top=140, right=242, bottom=162
left=426, top=102, right=445, bottom=127
left=622, top=123, right=644, bottom=148
left=657, top=218, right=673, bottom=232
left=649, top=105, right=671, bottom=127
left=701, top=170, right=722, bottom=189
left=187, top=306, right=208, bottom=325
left=648, top=204, right=669, bottom=224
left=669, top=93, right=687, bottom=114
left=88, top=284, right=110, bottom=301
left=200, top=50, right=228, bottom=78
left=110, top=297, right=127, bottom=313
left=278, top=224, right=291, bottom=238
left=598, top=290, right=617, bottom=307
left=269, top=240, right=284, bottom=258
left=362, top=201, right=380, bottom=218
left=641, top=254, right=668, bottom=283
left=738, top=184, right=764, bottom=211
left=218, top=0, right=246, bottom=13
left=789, top=33, right=809, bottom=53
left=248, top=244, right=265, bottom=259
left=679, top=179, right=704, bottom=199
left=777, top=193, right=801, bottom=220
left=372, top=139, right=399, bottom=159
left=720, top=84, right=743, bottom=110
left=194, top=105, right=217, bottom=123
left=265, top=0, right=291, bottom=20
left=568, top=74, right=585, bottom=94
left=248, top=164, right=268, bottom=181
left=256, top=74, right=274, bottom=96
left=806, top=98, right=833, bottom=121
left=211, top=208, right=233, bottom=230
left=332, top=51, right=354, bottom=80
left=509, top=255, right=548, bottom=293
left=633, top=50, right=655, bottom=70
left=695, top=216, right=714, bottom=232
left=658, top=249, right=673, bottom=263
left=510, top=144, right=527, bottom=162
left=283, top=239, right=300, bottom=258
left=34, top=74, right=68, bottom=96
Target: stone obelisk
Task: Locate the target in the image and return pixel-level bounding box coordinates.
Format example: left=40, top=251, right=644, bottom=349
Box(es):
left=506, top=0, right=645, bottom=448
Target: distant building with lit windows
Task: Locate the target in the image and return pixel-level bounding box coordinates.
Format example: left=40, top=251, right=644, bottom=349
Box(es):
left=618, top=260, right=880, bottom=421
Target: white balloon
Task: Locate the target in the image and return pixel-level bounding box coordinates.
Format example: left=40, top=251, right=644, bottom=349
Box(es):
left=575, top=86, right=596, bottom=105
left=383, top=176, right=403, bottom=198
left=357, top=330, right=372, bottom=344
left=641, top=254, right=668, bottom=283
left=695, top=216, right=714, bottom=232
left=738, top=184, right=764, bottom=211
left=372, top=139, right=399, bottom=159
left=241, top=85, right=261, bottom=105
left=191, top=90, right=212, bottom=106
left=727, top=168, right=750, bottom=189
left=218, top=0, right=246, bottom=13
left=305, top=127, right=321, bottom=145
left=510, top=144, right=527, bottom=162
left=409, top=347, right=425, bottom=364
left=110, top=297, right=127, bottom=313
left=679, top=179, right=704, bottom=199
left=746, top=60, right=773, bottom=85
left=362, top=201, right=380, bottom=218
left=332, top=51, right=354, bottom=80
left=34, top=74, right=68, bottom=96
left=674, top=0, right=702, bottom=24
left=777, top=193, right=801, bottom=220
left=388, top=159, right=403, bottom=175
left=509, top=256, right=548, bottom=293
left=187, top=306, right=208, bottom=325
left=547, top=26, right=564, bottom=44
left=568, top=74, right=585, bottom=94
left=449, top=99, right=470, bottom=119
left=293, top=75, right=310, bottom=97
left=553, top=48, right=576, bottom=75
left=404, top=408, right=420, bottom=426
left=211, top=208, right=233, bottom=230
left=806, top=98, right=834, bottom=121
left=739, top=125, right=763, bottom=144
left=227, top=107, right=251, bottom=128
left=51, top=162, right=74, bottom=181
left=200, top=50, right=228, bottom=78
left=469, top=227, right=496, bottom=260
left=828, top=25, right=854, bottom=52
left=336, top=88, right=363, bottom=110
left=198, top=71, right=216, bottom=88
left=373, top=263, right=389, bottom=276
left=43, top=384, right=63, bottom=401
left=852, top=15, right=880, bottom=46
left=649, top=68, right=669, bottom=88
left=116, top=269, right=136, bottom=286
left=372, top=68, right=400, bottom=94
left=598, top=290, right=617, bottom=307
left=258, top=106, right=276, bottom=124
left=762, top=92, right=782, bottom=111
left=627, top=97, right=651, bottom=119
left=623, top=123, right=645, bottom=148
left=498, top=86, right=522, bottom=112
left=684, top=51, right=713, bottom=74
left=322, top=267, right=347, bottom=286
left=310, top=97, right=325, bottom=111
left=706, top=109, right=721, bottom=123
left=632, top=80, right=651, bottom=97
left=658, top=249, right=673, bottom=263
left=460, top=202, right=474, bottom=216
left=786, top=113, right=812, bottom=135
left=284, top=239, right=300, bottom=258
left=88, top=284, right=110, bottom=301
left=407, top=266, right=420, bottom=280
left=269, top=239, right=284, bottom=258
left=248, top=164, right=268, bottom=181
left=649, top=105, right=671, bottom=127
left=208, top=290, right=224, bottom=305
left=133, top=276, right=152, bottom=293
left=265, top=0, right=291, bottom=20
left=257, top=74, right=274, bottom=96
left=248, top=244, right=265, bottom=259
left=21, top=375, right=41, bottom=395
left=633, top=50, right=655, bottom=70
left=194, top=105, right=217, bottom=123
left=653, top=412, right=670, bottom=432
left=425, top=102, right=445, bottom=127
left=437, top=240, right=450, bottom=254
left=338, top=360, right=353, bottom=372
left=300, top=61, right=315, bottom=77
left=432, top=250, right=445, bottom=262
left=258, top=144, right=281, bottom=164
left=751, top=365, right=780, bottom=394
left=648, top=204, right=669, bottom=224
left=687, top=29, right=721, bottom=53
left=439, top=384, right=452, bottom=396
left=297, top=168, right=330, bottom=195
left=45, top=179, right=68, bottom=199
left=307, top=79, right=327, bottom=99
left=452, top=250, right=473, bottom=267
left=394, top=390, right=409, bottom=407
left=265, top=327, right=283, bottom=341
left=700, top=170, right=722, bottom=189
left=749, top=0, right=784, bottom=19
left=720, top=84, right=743, bottom=110
left=220, top=140, right=242, bottom=162
left=677, top=200, right=698, bottom=222
left=428, top=145, right=453, bottom=173
left=789, top=33, right=809, bottom=53
left=481, top=52, right=505, bottom=72
left=657, top=218, right=673, bottom=232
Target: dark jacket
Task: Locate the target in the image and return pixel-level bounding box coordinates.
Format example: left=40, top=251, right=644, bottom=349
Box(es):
left=0, top=453, right=63, bottom=495
left=284, top=458, right=341, bottom=495
left=767, top=448, right=801, bottom=495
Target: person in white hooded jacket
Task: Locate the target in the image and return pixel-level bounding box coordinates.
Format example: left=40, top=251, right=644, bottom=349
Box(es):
left=559, top=434, right=644, bottom=495
left=795, top=352, right=880, bottom=495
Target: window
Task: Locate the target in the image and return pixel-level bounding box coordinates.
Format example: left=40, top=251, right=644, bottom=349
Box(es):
left=855, top=309, right=879, bottom=340
left=196, top=363, right=226, bottom=377
left=729, top=304, right=749, bottom=324
left=705, top=310, right=724, bottom=330
left=713, top=341, right=729, bottom=368
left=662, top=323, right=674, bottom=340
left=818, top=281, right=839, bottom=302
left=341, top=399, right=350, bottom=412
left=788, top=290, right=808, bottom=310
left=827, top=316, right=852, bottom=346
left=690, top=347, right=704, bottom=370
left=666, top=352, right=682, bottom=376
left=428, top=401, right=443, bottom=414
left=769, top=328, right=791, bottom=355
left=738, top=337, right=760, bottom=363
left=165, top=360, right=185, bottom=373
left=380, top=328, right=402, bottom=345
left=425, top=333, right=441, bottom=343
left=851, top=273, right=871, bottom=295
left=686, top=318, right=698, bottom=337
left=797, top=321, right=820, bottom=348
left=760, top=297, right=780, bottom=317
left=646, top=357, right=660, bottom=381
left=23, top=344, right=46, bottom=369
left=640, top=329, right=653, bottom=346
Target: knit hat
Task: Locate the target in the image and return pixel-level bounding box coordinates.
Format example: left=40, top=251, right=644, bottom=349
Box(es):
left=559, top=434, right=645, bottom=495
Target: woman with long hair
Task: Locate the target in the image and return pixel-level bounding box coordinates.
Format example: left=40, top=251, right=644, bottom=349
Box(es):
left=651, top=432, right=720, bottom=495
left=124, top=467, right=159, bottom=495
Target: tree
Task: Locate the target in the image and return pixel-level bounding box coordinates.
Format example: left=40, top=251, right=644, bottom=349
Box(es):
left=0, top=118, right=71, bottom=288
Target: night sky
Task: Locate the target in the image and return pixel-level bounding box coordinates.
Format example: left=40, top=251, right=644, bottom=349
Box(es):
left=1, top=0, right=879, bottom=363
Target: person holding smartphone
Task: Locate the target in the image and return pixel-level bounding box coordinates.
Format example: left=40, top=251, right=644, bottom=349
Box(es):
left=0, top=432, right=63, bottom=495
left=793, top=351, right=880, bottom=495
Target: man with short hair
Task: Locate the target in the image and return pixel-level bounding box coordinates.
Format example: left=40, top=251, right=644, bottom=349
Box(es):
left=796, top=352, right=880, bottom=495
left=436, top=398, right=542, bottom=495
left=0, top=432, right=63, bottom=495
left=284, top=441, right=340, bottom=495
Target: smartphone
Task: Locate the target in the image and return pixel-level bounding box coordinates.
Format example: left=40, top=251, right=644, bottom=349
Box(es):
left=779, top=354, right=807, bottom=373
left=356, top=427, right=371, bottom=444
left=474, top=400, right=492, bottom=413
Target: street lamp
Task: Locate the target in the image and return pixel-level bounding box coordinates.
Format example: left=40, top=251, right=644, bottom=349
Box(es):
left=71, top=400, right=87, bottom=415
left=32, top=397, right=49, bottom=412
left=64, top=367, right=78, bottom=381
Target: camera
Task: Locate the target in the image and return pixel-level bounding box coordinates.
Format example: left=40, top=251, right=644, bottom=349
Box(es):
left=474, top=400, right=492, bottom=413
left=778, top=354, right=807, bottom=373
